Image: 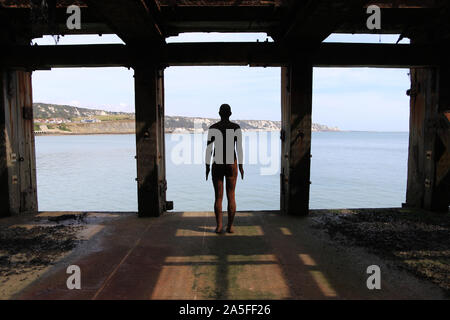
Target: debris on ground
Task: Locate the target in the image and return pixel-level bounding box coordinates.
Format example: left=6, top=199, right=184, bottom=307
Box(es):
left=47, top=212, right=88, bottom=223
left=0, top=224, right=82, bottom=281
left=311, top=208, right=450, bottom=295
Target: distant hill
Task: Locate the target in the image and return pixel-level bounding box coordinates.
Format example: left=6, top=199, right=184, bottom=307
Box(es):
left=165, top=116, right=339, bottom=132
left=165, top=116, right=281, bottom=132
left=33, top=103, right=339, bottom=133
left=33, top=103, right=130, bottom=120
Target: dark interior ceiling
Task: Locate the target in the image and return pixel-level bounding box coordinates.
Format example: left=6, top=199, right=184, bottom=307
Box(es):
left=1, top=0, right=449, bottom=45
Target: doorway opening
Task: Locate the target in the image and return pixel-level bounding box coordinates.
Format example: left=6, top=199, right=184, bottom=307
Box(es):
left=311, top=67, right=410, bottom=209
left=32, top=66, right=136, bottom=212
left=164, top=65, right=281, bottom=212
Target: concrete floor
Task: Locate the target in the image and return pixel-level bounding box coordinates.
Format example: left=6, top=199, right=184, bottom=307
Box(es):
left=7, top=211, right=446, bottom=300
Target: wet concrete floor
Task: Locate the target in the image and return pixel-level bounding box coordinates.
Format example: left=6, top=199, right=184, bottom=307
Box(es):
left=2, top=211, right=446, bottom=300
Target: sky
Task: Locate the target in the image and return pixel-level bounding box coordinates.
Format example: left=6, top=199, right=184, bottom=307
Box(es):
left=32, top=33, right=411, bottom=131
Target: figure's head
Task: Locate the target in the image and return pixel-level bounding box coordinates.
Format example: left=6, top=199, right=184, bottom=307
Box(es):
left=219, top=104, right=232, bottom=119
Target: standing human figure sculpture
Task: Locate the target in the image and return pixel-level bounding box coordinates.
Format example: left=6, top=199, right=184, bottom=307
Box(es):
left=205, top=104, right=244, bottom=233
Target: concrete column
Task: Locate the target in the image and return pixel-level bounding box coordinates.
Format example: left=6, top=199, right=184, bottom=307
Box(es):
left=280, top=63, right=313, bottom=215
left=0, top=69, right=38, bottom=217
left=406, top=65, right=450, bottom=212
left=134, top=64, right=167, bottom=217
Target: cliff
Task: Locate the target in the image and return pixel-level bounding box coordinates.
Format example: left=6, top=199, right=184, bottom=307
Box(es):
left=33, top=103, right=131, bottom=120
left=165, top=116, right=339, bottom=133
left=33, top=103, right=340, bottom=135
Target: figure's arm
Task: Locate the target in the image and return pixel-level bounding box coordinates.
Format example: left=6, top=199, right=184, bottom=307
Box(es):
left=205, top=129, right=214, bottom=180
left=235, top=127, right=244, bottom=179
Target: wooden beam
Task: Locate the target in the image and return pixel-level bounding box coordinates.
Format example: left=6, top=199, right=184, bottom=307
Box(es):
left=335, top=8, right=442, bottom=34
left=0, top=72, right=11, bottom=217
left=163, top=42, right=290, bottom=66
left=405, top=34, right=449, bottom=212
left=1, top=0, right=445, bottom=37
left=134, top=64, right=167, bottom=217
left=405, top=65, right=450, bottom=212
left=280, top=63, right=313, bottom=215
left=0, top=42, right=448, bottom=69
left=367, top=0, right=445, bottom=8
left=83, top=0, right=164, bottom=44
left=313, top=43, right=445, bottom=68
left=3, top=6, right=113, bottom=36
left=406, top=68, right=437, bottom=209
left=159, top=6, right=283, bottom=35
left=0, top=69, right=38, bottom=216
left=432, top=64, right=450, bottom=211
left=0, top=44, right=132, bottom=69
left=278, top=0, right=371, bottom=44
left=278, top=1, right=444, bottom=42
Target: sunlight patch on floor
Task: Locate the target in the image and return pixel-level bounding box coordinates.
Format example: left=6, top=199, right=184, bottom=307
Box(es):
left=310, top=271, right=338, bottom=297
left=165, top=255, right=219, bottom=263
left=299, top=254, right=317, bottom=266
left=280, top=227, right=292, bottom=235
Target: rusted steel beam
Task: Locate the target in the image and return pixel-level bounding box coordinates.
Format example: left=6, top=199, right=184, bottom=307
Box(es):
left=0, top=42, right=446, bottom=68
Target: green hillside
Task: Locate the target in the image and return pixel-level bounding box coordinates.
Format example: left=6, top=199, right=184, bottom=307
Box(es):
left=33, top=103, right=133, bottom=120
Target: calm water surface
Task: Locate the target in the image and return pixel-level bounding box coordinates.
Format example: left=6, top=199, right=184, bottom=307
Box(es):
left=35, top=131, right=408, bottom=212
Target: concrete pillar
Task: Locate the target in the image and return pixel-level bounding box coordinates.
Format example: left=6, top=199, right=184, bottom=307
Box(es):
left=280, top=63, right=313, bottom=215
left=134, top=64, right=167, bottom=217
left=406, top=64, right=450, bottom=212
left=0, top=69, right=38, bottom=217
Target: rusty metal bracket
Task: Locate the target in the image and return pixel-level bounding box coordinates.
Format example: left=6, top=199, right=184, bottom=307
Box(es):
left=22, top=106, right=33, bottom=120
left=165, top=201, right=173, bottom=211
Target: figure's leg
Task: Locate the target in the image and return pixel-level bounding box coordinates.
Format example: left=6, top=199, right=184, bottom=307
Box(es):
left=213, top=174, right=224, bottom=233
left=225, top=164, right=238, bottom=233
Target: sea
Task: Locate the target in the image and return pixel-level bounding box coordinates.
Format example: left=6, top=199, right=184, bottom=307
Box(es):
left=35, top=131, right=409, bottom=212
